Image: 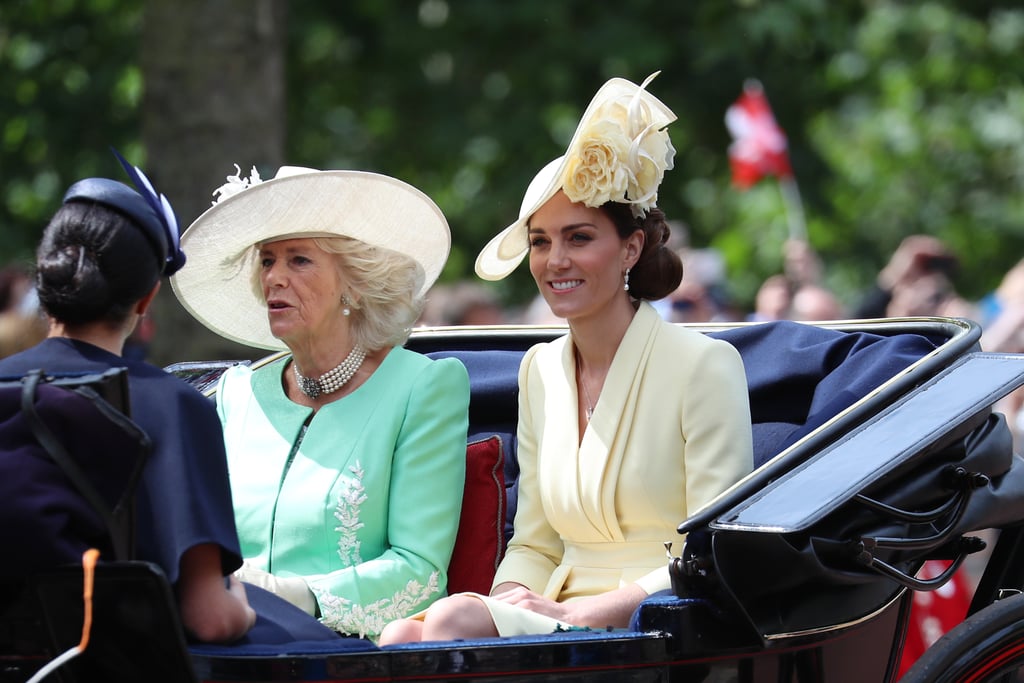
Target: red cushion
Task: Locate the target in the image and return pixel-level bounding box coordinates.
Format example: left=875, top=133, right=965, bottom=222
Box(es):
left=447, top=435, right=506, bottom=595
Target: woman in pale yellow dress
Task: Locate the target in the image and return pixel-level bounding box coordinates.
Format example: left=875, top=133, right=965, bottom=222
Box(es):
left=379, top=73, right=754, bottom=643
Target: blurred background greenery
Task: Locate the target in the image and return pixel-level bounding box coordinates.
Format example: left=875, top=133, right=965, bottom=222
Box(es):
left=2, top=0, right=1023, bottom=364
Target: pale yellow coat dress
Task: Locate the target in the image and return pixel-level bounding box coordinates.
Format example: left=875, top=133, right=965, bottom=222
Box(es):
left=479, top=302, right=754, bottom=635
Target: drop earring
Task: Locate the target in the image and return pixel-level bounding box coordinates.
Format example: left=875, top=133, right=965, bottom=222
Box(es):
left=341, top=294, right=352, bottom=317
left=623, top=268, right=631, bottom=292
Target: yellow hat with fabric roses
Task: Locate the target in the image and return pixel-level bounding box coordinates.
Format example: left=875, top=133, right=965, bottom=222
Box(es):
left=475, top=72, right=678, bottom=281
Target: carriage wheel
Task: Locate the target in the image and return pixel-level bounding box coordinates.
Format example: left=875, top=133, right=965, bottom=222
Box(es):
left=899, top=591, right=1024, bottom=682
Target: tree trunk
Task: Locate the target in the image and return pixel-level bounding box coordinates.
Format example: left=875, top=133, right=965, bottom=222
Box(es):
left=140, top=0, right=287, bottom=365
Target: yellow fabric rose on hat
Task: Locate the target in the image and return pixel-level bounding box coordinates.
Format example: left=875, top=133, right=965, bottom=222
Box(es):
left=626, top=122, right=675, bottom=214
left=564, top=119, right=632, bottom=207
left=561, top=86, right=676, bottom=218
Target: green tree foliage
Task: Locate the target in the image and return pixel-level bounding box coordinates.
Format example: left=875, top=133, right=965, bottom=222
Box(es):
left=808, top=3, right=1024, bottom=301
left=3, top=0, right=1023, bottom=321
left=284, top=0, right=871, bottom=308
left=0, top=0, right=143, bottom=265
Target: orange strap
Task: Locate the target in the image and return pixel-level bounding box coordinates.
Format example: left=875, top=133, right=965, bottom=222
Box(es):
left=78, top=549, right=100, bottom=651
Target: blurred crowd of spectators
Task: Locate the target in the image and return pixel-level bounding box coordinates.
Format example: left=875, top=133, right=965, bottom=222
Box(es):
left=418, top=231, right=988, bottom=330
left=0, top=265, right=46, bottom=359
left=4, top=233, right=1020, bottom=344
left=414, top=233, right=1024, bottom=451
left=6, top=233, right=1024, bottom=446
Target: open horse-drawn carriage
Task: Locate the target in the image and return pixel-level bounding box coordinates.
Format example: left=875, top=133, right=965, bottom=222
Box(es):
left=5, top=316, right=1024, bottom=682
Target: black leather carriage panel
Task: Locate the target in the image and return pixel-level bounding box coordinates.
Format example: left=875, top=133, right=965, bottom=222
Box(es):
left=713, top=352, right=1024, bottom=533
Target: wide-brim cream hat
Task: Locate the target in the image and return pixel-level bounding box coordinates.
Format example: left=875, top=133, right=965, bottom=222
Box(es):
left=171, top=166, right=450, bottom=350
left=475, top=72, right=677, bottom=281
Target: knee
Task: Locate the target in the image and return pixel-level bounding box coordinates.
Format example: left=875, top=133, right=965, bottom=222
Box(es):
left=421, top=595, right=495, bottom=640
left=425, top=594, right=476, bottom=621
left=378, top=618, right=423, bottom=645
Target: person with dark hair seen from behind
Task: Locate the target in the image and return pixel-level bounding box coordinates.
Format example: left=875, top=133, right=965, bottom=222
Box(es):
left=171, top=164, right=470, bottom=640
left=0, top=155, right=256, bottom=643
left=380, top=73, right=753, bottom=643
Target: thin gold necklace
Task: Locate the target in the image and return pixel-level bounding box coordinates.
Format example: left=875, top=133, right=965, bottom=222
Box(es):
left=576, top=352, right=597, bottom=421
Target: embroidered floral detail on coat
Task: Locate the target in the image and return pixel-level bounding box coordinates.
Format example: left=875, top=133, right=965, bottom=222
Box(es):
left=313, top=572, right=440, bottom=638
left=334, top=461, right=367, bottom=565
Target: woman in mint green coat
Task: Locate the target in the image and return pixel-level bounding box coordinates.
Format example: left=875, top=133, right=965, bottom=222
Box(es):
left=171, top=166, right=470, bottom=639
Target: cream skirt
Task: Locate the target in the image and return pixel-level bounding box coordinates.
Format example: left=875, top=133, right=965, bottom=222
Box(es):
left=410, top=592, right=576, bottom=637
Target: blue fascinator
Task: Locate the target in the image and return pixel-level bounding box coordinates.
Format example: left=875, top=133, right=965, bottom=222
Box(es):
left=61, top=149, right=187, bottom=276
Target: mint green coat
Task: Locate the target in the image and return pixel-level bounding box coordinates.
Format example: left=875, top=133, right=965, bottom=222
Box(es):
left=217, top=347, right=470, bottom=638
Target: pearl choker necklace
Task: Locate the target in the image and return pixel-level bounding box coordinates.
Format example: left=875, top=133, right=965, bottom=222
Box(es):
left=293, top=346, right=367, bottom=399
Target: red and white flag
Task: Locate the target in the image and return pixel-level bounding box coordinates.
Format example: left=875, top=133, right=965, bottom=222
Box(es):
left=725, top=80, right=793, bottom=189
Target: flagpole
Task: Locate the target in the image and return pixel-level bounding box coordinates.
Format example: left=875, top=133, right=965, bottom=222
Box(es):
left=778, top=174, right=807, bottom=242
left=726, top=79, right=808, bottom=242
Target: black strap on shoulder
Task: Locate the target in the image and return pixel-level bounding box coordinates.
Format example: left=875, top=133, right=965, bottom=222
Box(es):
left=19, top=369, right=132, bottom=560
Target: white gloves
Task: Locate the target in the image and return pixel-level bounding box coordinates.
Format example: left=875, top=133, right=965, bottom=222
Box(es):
left=234, top=560, right=318, bottom=617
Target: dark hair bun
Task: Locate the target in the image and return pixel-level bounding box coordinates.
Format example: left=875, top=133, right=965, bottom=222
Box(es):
left=36, top=244, right=111, bottom=324
left=35, top=201, right=162, bottom=326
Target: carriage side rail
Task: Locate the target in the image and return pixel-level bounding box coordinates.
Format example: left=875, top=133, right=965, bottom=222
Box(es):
left=710, top=351, right=1024, bottom=535
left=677, top=317, right=982, bottom=537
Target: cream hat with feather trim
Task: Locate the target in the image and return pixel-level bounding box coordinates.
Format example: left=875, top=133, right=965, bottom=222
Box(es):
left=171, top=166, right=450, bottom=350
left=475, top=72, right=677, bottom=281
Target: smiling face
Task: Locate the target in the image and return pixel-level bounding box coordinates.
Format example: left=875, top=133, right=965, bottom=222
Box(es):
left=258, top=238, right=349, bottom=348
left=527, top=191, right=641, bottom=324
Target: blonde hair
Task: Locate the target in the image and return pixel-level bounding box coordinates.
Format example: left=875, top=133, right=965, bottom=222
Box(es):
left=250, top=235, right=425, bottom=351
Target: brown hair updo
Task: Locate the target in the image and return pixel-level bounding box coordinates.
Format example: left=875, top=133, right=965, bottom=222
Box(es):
left=601, top=203, right=683, bottom=301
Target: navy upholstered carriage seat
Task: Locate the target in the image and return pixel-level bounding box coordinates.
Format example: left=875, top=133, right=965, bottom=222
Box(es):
left=428, top=320, right=941, bottom=550
left=714, top=321, right=938, bottom=467
left=186, top=321, right=943, bottom=663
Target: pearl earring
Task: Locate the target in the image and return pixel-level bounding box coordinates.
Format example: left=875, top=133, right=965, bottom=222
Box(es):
left=623, top=268, right=631, bottom=292
left=342, top=293, right=352, bottom=317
